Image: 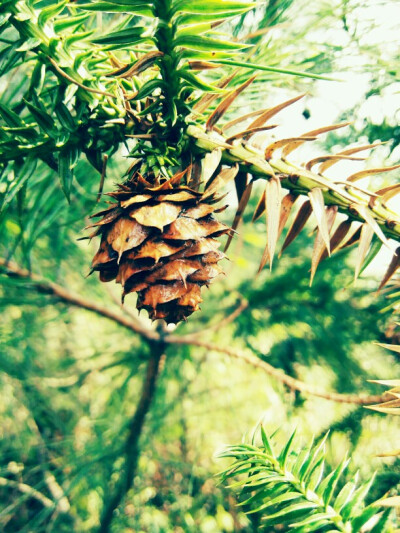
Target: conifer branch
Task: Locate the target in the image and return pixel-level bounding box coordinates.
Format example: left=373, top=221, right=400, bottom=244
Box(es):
left=165, top=336, right=388, bottom=405
left=187, top=125, right=400, bottom=243
left=219, top=428, right=393, bottom=532
left=0, top=258, right=158, bottom=342
left=0, top=258, right=387, bottom=406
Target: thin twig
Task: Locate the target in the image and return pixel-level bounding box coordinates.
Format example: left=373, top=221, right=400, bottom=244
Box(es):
left=0, top=257, right=387, bottom=405
left=98, top=339, right=165, bottom=533
left=0, top=258, right=158, bottom=342
left=164, top=336, right=388, bottom=405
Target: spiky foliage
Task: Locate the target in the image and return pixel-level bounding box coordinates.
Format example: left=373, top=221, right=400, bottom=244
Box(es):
left=219, top=428, right=395, bottom=532
left=367, top=351, right=400, bottom=418
left=188, top=113, right=400, bottom=283
left=2, top=0, right=400, bottom=321
left=364, top=343, right=400, bottom=460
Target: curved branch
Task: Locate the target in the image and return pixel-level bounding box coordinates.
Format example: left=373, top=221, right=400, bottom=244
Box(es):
left=0, top=258, right=387, bottom=405
left=0, top=476, right=54, bottom=509
left=0, top=258, right=158, bottom=342
left=164, top=335, right=388, bottom=405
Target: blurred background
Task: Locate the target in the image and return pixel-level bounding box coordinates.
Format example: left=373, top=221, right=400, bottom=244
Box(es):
left=1, top=0, right=400, bottom=531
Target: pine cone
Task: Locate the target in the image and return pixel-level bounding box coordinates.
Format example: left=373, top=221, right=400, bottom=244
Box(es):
left=88, top=169, right=230, bottom=323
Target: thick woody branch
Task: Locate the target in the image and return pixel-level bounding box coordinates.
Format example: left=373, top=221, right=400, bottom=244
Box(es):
left=0, top=258, right=387, bottom=405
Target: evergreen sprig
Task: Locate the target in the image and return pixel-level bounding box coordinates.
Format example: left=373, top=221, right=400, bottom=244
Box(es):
left=219, top=428, right=393, bottom=532
left=2, top=0, right=400, bottom=292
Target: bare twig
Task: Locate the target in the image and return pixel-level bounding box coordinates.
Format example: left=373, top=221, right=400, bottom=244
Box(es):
left=0, top=258, right=158, bottom=342
left=0, top=476, right=55, bottom=509
left=98, top=339, right=165, bottom=533
left=164, top=336, right=388, bottom=405
left=0, top=257, right=387, bottom=405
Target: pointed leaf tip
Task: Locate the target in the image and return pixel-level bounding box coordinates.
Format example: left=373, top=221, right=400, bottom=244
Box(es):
left=353, top=203, right=397, bottom=255
left=282, top=122, right=351, bottom=158
left=310, top=206, right=337, bottom=285
left=347, top=164, right=400, bottom=182
left=280, top=200, right=312, bottom=255
left=308, top=189, right=331, bottom=256
left=248, top=93, right=306, bottom=130
left=378, top=248, right=400, bottom=291
left=206, top=75, right=257, bottom=131
left=265, top=176, right=282, bottom=269
left=354, top=223, right=374, bottom=281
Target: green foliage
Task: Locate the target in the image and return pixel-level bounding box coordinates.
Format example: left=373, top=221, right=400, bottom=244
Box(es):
left=1, top=0, right=400, bottom=531
left=1, top=201, right=399, bottom=531
left=219, top=428, right=395, bottom=532
left=0, top=0, right=341, bottom=227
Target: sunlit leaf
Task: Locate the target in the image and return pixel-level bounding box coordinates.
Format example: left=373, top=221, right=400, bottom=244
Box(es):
left=310, top=206, right=337, bottom=285
left=352, top=203, right=397, bottom=254
left=225, top=125, right=277, bottom=143
left=308, top=188, right=331, bottom=255
left=179, top=69, right=222, bottom=92
left=206, top=75, right=256, bottom=131
left=92, top=26, right=146, bottom=49
left=306, top=154, right=365, bottom=172
left=265, top=136, right=316, bottom=160
left=262, top=176, right=282, bottom=270
left=78, top=1, right=154, bottom=16
left=248, top=94, right=306, bottom=130
left=319, top=143, right=382, bottom=174
left=280, top=200, right=312, bottom=254
left=202, top=149, right=222, bottom=184
left=208, top=59, right=337, bottom=81
left=347, top=164, right=400, bottom=182
left=354, top=223, right=374, bottom=281
left=224, top=175, right=252, bottom=251
left=130, top=78, right=165, bottom=100
left=174, top=34, right=251, bottom=51
left=281, top=122, right=351, bottom=158
left=111, top=51, right=164, bottom=78
left=173, top=0, right=257, bottom=14
left=203, top=164, right=239, bottom=199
